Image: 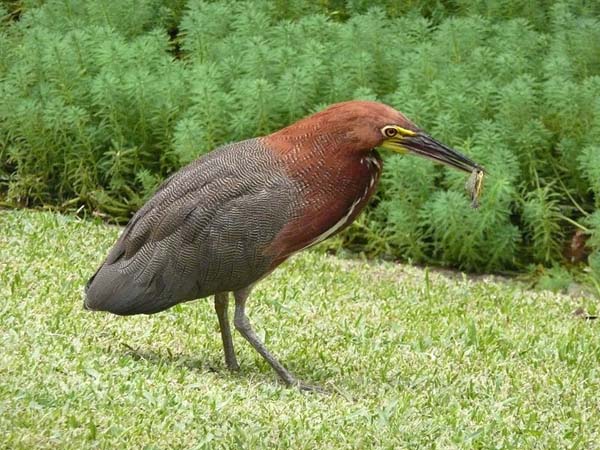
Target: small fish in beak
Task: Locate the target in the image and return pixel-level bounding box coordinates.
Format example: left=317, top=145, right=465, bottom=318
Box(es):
left=466, top=168, right=485, bottom=209
left=380, top=127, right=486, bottom=208
left=401, top=132, right=486, bottom=208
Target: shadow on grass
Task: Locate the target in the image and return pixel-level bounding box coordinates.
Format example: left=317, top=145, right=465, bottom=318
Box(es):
left=117, top=342, right=226, bottom=373
left=111, top=342, right=336, bottom=394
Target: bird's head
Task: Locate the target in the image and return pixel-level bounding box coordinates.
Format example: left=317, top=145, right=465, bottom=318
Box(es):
left=307, top=100, right=483, bottom=174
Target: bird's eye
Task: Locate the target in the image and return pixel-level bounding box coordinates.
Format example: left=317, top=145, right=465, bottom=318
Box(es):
left=383, top=127, right=398, bottom=138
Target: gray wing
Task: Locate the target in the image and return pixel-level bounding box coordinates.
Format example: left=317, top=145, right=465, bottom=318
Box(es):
left=85, top=139, right=298, bottom=315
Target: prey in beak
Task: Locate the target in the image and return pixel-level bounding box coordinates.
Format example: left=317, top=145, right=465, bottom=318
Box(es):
left=380, top=125, right=484, bottom=174
left=380, top=125, right=485, bottom=207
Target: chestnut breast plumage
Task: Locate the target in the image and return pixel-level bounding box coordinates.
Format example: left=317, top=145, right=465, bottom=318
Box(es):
left=264, top=133, right=382, bottom=262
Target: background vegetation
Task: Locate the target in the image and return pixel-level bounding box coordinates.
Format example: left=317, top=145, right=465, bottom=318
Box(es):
left=1, top=0, right=600, bottom=283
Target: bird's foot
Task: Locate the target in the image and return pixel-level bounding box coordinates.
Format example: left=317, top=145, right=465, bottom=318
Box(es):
left=225, top=359, right=240, bottom=372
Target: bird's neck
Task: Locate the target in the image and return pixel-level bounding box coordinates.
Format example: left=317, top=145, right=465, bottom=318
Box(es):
left=262, top=126, right=381, bottom=188
left=262, top=135, right=382, bottom=260
left=262, top=122, right=369, bottom=169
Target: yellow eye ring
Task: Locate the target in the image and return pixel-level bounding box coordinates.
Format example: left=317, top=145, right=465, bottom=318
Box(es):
left=382, top=126, right=398, bottom=138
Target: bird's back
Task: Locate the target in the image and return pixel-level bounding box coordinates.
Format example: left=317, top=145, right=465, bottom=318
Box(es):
left=85, top=138, right=300, bottom=315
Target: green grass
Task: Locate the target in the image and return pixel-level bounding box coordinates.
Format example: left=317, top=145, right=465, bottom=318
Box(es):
left=1, top=209, right=599, bottom=449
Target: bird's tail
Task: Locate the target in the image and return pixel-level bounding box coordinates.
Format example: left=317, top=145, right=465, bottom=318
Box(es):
left=84, top=265, right=177, bottom=315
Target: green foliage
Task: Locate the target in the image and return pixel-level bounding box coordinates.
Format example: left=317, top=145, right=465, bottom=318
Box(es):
left=587, top=211, right=600, bottom=251
left=586, top=211, right=600, bottom=286
left=579, top=144, right=600, bottom=208
left=522, top=185, right=563, bottom=265
left=536, top=265, right=574, bottom=293
left=376, top=156, right=437, bottom=260
left=1, top=0, right=600, bottom=275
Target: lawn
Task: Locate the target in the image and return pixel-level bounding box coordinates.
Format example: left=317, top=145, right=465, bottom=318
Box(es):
left=1, top=209, right=599, bottom=449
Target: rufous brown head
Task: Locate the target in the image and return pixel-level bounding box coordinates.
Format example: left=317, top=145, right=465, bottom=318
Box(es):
left=270, top=101, right=483, bottom=173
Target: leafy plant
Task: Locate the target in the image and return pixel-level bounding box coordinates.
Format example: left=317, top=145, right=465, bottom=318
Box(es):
left=522, top=185, right=564, bottom=265
left=1, top=0, right=599, bottom=276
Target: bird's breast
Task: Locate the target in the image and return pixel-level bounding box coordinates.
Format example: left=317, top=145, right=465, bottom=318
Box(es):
left=266, top=150, right=382, bottom=262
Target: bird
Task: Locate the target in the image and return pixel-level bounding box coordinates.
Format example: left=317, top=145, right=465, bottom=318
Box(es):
left=84, top=100, right=483, bottom=390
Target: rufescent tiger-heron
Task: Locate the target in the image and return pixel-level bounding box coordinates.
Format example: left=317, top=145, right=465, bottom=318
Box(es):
left=85, top=101, right=484, bottom=390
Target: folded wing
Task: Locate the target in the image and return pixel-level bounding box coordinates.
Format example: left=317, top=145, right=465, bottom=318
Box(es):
left=85, top=139, right=298, bottom=315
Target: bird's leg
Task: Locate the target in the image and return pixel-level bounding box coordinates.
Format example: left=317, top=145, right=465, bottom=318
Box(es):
left=214, top=292, right=239, bottom=371
left=233, top=287, right=299, bottom=386
left=233, top=287, right=323, bottom=392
